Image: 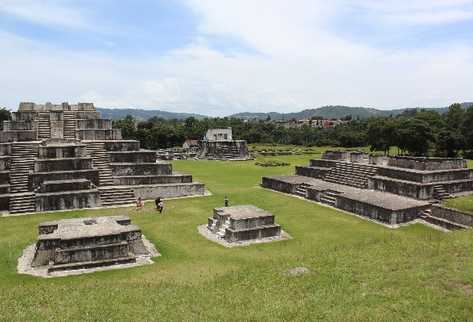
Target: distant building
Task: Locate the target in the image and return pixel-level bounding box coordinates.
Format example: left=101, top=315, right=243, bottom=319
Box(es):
left=199, top=127, right=250, bottom=160
left=275, top=118, right=348, bottom=129
left=204, top=128, right=233, bottom=141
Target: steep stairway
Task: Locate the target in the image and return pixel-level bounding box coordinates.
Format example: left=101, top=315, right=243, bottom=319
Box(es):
left=63, top=112, right=76, bottom=139
left=216, top=218, right=230, bottom=237
left=295, top=183, right=311, bottom=198
left=9, top=192, right=36, bottom=214
left=86, top=142, right=114, bottom=186
left=433, top=184, right=452, bottom=200
left=324, top=162, right=378, bottom=189
left=99, top=187, right=136, bottom=206
left=320, top=190, right=339, bottom=207
left=37, top=112, right=51, bottom=139
left=9, top=143, right=36, bottom=193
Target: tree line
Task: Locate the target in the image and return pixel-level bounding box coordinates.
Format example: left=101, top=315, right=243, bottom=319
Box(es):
left=113, top=103, right=473, bottom=157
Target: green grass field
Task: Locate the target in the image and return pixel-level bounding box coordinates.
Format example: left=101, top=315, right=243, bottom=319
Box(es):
left=444, top=196, right=473, bottom=214
left=1, top=153, right=473, bottom=321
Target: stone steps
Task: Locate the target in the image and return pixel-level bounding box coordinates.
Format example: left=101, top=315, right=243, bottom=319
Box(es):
left=86, top=143, right=115, bottom=186
left=433, top=184, right=452, bottom=200
left=324, top=162, right=377, bottom=189
left=63, top=112, right=76, bottom=139
left=38, top=113, right=51, bottom=139
left=99, top=187, right=135, bottom=206
left=10, top=144, right=36, bottom=194
left=9, top=193, right=36, bottom=214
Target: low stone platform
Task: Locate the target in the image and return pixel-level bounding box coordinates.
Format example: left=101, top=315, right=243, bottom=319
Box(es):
left=18, top=215, right=159, bottom=277
left=262, top=175, right=430, bottom=226
left=200, top=205, right=290, bottom=247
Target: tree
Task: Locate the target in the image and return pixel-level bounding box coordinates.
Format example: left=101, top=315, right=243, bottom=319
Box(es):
left=0, top=108, right=11, bottom=130
left=397, top=118, right=434, bottom=156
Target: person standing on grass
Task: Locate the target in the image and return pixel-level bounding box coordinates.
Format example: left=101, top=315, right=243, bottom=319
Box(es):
left=224, top=195, right=229, bottom=207
left=136, top=197, right=144, bottom=211
left=155, top=197, right=164, bottom=213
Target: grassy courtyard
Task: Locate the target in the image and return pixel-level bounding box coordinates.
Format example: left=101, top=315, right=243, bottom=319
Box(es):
left=1, top=153, right=473, bottom=321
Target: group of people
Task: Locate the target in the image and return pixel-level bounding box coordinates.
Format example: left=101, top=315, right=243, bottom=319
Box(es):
left=135, top=196, right=164, bottom=213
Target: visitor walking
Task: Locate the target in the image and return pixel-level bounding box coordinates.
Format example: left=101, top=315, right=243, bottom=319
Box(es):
left=224, top=195, right=229, bottom=207
left=155, top=197, right=164, bottom=213
left=136, top=197, right=144, bottom=211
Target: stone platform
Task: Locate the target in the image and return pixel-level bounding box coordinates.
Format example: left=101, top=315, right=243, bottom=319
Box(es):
left=200, top=205, right=290, bottom=247
left=18, top=215, right=159, bottom=277
left=262, top=175, right=430, bottom=226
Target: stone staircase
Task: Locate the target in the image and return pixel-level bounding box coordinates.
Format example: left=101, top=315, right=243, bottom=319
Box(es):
left=37, top=112, right=51, bottom=139
left=216, top=145, right=240, bottom=159
left=420, top=209, right=468, bottom=231
left=9, top=192, right=36, bottom=214
left=295, top=183, right=311, bottom=198
left=63, top=112, right=76, bottom=139
left=86, top=142, right=114, bottom=186
left=320, top=190, right=339, bottom=207
left=99, top=187, right=136, bottom=206
left=324, top=162, right=378, bottom=189
left=216, top=218, right=230, bottom=237
left=433, top=184, right=452, bottom=200
left=9, top=143, right=36, bottom=193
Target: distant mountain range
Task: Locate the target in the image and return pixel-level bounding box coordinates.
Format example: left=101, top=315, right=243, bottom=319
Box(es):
left=229, top=103, right=473, bottom=120
left=97, top=102, right=473, bottom=121
left=96, top=108, right=207, bottom=120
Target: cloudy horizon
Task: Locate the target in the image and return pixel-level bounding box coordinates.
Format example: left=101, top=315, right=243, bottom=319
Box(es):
left=1, top=0, right=472, bottom=116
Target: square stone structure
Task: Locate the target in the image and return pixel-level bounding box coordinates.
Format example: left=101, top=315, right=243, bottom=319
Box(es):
left=31, top=216, right=152, bottom=272
left=0, top=102, right=205, bottom=214
left=198, top=127, right=251, bottom=160
left=207, top=205, right=281, bottom=243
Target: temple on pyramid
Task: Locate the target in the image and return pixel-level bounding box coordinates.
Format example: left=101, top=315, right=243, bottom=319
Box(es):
left=0, top=102, right=205, bottom=214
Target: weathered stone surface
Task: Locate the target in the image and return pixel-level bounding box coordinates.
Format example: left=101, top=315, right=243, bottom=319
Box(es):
left=206, top=205, right=282, bottom=243
left=18, top=215, right=158, bottom=277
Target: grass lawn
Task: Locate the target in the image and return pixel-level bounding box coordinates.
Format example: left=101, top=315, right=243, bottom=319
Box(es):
left=1, top=153, right=473, bottom=321
left=444, top=196, right=473, bottom=214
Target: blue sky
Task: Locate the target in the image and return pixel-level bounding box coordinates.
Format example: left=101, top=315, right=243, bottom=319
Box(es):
left=0, top=0, right=472, bottom=115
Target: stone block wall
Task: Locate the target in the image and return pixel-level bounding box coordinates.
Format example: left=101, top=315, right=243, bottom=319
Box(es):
left=35, top=190, right=100, bottom=212
left=77, top=129, right=122, bottom=140
left=377, top=167, right=473, bottom=183
left=431, top=205, right=473, bottom=227
left=295, top=166, right=329, bottom=179
left=114, top=174, right=192, bottom=185
left=77, top=119, right=112, bottom=130
left=30, top=169, right=100, bottom=189
left=103, top=140, right=140, bottom=151
left=261, top=177, right=298, bottom=194
left=34, top=158, right=93, bottom=172
left=110, top=162, right=171, bottom=175
left=108, top=151, right=156, bottom=163
left=131, top=182, right=205, bottom=199
left=388, top=156, right=467, bottom=170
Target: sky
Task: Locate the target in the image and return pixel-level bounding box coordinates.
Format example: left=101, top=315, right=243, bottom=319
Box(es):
left=0, top=0, right=473, bottom=116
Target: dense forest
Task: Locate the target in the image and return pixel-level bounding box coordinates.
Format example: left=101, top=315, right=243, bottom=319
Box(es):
left=112, top=103, right=473, bottom=158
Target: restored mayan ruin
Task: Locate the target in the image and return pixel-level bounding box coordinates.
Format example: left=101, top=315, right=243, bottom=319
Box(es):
left=199, top=205, right=289, bottom=247
left=18, top=215, right=158, bottom=277
left=263, top=150, right=473, bottom=230
left=198, top=128, right=250, bottom=160
left=0, top=102, right=205, bottom=215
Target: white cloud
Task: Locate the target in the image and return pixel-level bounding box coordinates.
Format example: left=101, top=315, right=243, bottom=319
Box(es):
left=0, top=1, right=472, bottom=115
left=350, top=0, right=473, bottom=25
